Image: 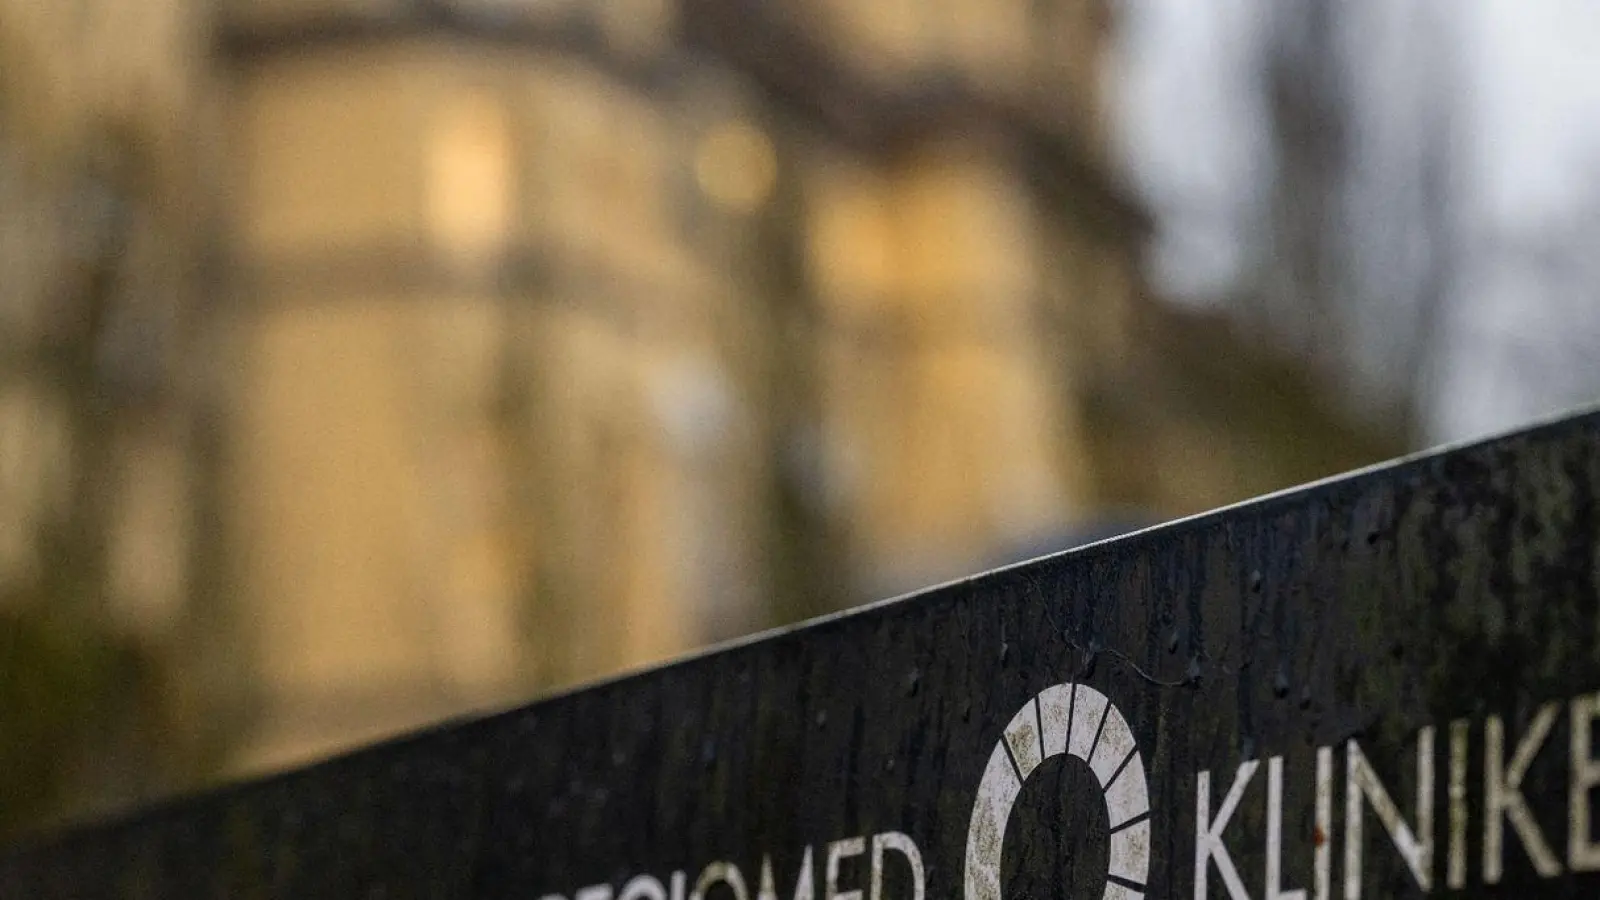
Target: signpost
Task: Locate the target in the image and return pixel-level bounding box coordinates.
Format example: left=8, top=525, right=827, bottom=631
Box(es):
left=7, top=410, right=1600, bottom=898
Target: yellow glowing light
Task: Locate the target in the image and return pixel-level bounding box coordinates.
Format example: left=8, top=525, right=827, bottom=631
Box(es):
left=694, top=120, right=777, bottom=214
left=429, top=95, right=513, bottom=263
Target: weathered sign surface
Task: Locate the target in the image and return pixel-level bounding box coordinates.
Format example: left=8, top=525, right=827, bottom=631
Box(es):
left=7, top=410, right=1600, bottom=899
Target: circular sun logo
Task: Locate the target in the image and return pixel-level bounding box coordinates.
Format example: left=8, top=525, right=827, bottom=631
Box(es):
left=964, top=683, right=1151, bottom=900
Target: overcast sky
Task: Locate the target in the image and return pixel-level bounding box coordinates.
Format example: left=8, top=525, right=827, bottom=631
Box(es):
left=1111, top=0, right=1600, bottom=443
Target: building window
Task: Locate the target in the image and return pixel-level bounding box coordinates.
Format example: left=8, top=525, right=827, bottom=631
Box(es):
left=693, top=119, right=777, bottom=216
left=429, top=92, right=514, bottom=268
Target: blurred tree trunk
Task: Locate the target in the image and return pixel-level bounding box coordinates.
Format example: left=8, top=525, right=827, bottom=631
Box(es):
left=1400, top=0, right=1458, bottom=440
left=0, top=136, right=158, bottom=837
left=754, top=141, right=854, bottom=624
left=0, top=6, right=218, bottom=835
left=1246, top=0, right=1465, bottom=443
left=1255, top=0, right=1350, bottom=371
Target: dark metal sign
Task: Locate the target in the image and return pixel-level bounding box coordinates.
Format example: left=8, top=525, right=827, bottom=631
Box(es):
left=7, top=411, right=1600, bottom=899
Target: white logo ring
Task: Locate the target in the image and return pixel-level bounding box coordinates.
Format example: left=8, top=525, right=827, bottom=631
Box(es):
left=963, top=683, right=1152, bottom=900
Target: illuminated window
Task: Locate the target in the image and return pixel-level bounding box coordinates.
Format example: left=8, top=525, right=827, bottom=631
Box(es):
left=429, top=93, right=513, bottom=266
left=693, top=120, right=777, bottom=215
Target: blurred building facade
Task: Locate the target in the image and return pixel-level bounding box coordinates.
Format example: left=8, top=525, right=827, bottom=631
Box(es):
left=207, top=0, right=1153, bottom=775
left=0, top=0, right=1401, bottom=831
